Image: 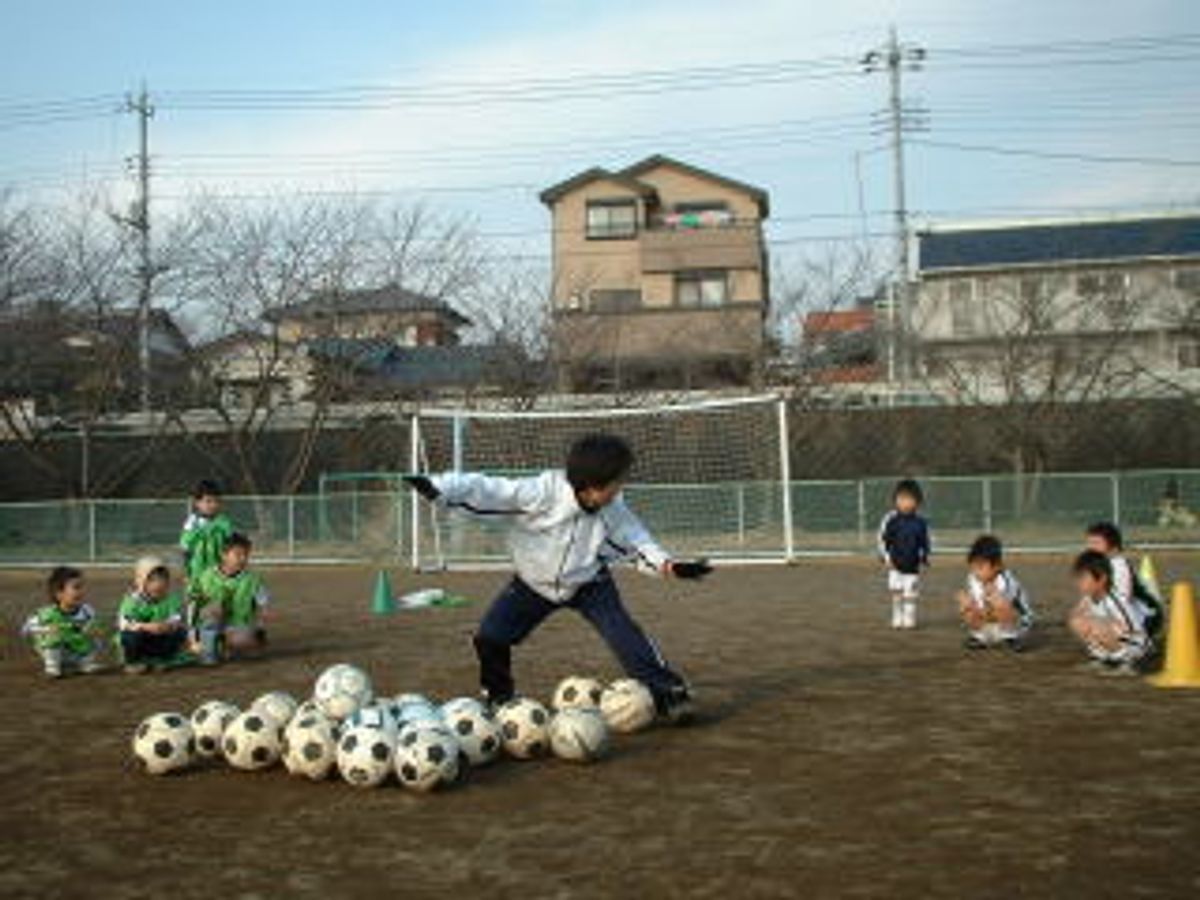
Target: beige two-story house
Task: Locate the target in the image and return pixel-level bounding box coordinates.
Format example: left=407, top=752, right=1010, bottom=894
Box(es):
left=540, top=155, right=770, bottom=391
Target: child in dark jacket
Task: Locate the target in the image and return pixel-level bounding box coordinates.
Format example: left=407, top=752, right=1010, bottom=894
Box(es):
left=878, top=479, right=931, bottom=630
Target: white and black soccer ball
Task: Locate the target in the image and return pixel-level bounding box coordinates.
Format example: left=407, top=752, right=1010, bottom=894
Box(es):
left=393, top=699, right=441, bottom=731
left=552, top=676, right=605, bottom=712
left=282, top=713, right=337, bottom=781
left=294, top=698, right=323, bottom=719
left=314, top=664, right=373, bottom=721
left=190, top=700, right=239, bottom=759
left=132, top=712, right=194, bottom=776
left=600, top=679, right=657, bottom=734
left=394, top=692, right=433, bottom=708
left=250, top=690, right=298, bottom=728
left=549, top=708, right=611, bottom=763
left=223, top=710, right=283, bottom=771
left=342, top=703, right=400, bottom=740
left=497, top=697, right=551, bottom=760
left=441, top=699, right=502, bottom=767
left=337, top=725, right=396, bottom=788
left=395, top=725, right=464, bottom=792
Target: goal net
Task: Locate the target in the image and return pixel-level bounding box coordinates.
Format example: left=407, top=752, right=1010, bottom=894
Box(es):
left=407, top=395, right=790, bottom=569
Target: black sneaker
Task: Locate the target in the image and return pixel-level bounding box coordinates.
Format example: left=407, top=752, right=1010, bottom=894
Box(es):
left=1004, top=637, right=1026, bottom=653
left=658, top=685, right=696, bottom=726
left=964, top=636, right=988, bottom=651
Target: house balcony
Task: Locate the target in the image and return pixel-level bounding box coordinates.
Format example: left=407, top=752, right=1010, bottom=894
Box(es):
left=639, top=222, right=763, bottom=274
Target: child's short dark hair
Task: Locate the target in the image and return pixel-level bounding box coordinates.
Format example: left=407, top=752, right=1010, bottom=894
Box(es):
left=1073, top=549, right=1112, bottom=583
left=47, top=565, right=83, bottom=600
left=192, top=479, right=222, bottom=500
left=566, top=434, right=634, bottom=492
left=894, top=478, right=924, bottom=504
left=1085, top=520, right=1124, bottom=551
left=145, top=565, right=170, bottom=582
left=967, top=534, right=1003, bottom=564
left=224, top=532, right=252, bottom=552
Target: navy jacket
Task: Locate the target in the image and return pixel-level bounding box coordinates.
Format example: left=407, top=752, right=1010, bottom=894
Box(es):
left=878, top=511, right=931, bottom=574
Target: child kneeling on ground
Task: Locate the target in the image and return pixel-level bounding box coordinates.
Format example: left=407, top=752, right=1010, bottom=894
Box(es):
left=117, top=556, right=190, bottom=674
left=187, top=532, right=269, bottom=664
left=21, top=566, right=105, bottom=678
left=956, top=534, right=1034, bottom=651
left=1068, top=550, right=1151, bottom=676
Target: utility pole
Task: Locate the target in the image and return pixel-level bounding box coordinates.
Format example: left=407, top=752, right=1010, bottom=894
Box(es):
left=863, top=27, right=926, bottom=391
left=124, top=84, right=155, bottom=413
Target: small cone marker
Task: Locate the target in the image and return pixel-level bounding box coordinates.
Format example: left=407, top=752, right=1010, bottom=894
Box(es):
left=371, top=570, right=397, bottom=616
left=1148, top=582, right=1200, bottom=688
left=1139, top=555, right=1162, bottom=600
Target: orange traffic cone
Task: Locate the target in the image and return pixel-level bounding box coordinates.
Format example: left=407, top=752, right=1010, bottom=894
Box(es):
left=1148, top=582, right=1200, bottom=688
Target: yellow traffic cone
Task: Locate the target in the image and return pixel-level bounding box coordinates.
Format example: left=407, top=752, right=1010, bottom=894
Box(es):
left=1148, top=582, right=1200, bottom=688
left=1139, top=555, right=1162, bottom=599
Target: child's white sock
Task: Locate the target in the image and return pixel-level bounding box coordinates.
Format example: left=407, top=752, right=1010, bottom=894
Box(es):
left=891, top=597, right=904, bottom=628
left=902, top=600, right=918, bottom=629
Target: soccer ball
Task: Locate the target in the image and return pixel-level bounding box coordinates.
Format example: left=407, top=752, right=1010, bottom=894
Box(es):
left=337, top=725, right=396, bottom=788
left=600, top=679, right=657, bottom=734
left=250, top=691, right=298, bottom=728
left=294, top=698, right=323, bottom=719
left=394, top=699, right=441, bottom=730
left=549, top=709, right=611, bottom=763
left=314, top=664, right=373, bottom=721
left=552, top=676, right=605, bottom=711
left=496, top=697, right=551, bottom=760
left=132, top=712, right=194, bottom=776
left=190, top=700, right=239, bottom=759
left=441, top=699, right=503, bottom=767
left=223, top=710, right=283, bottom=771
left=282, top=713, right=338, bottom=781
left=395, top=725, right=464, bottom=792
left=394, top=692, right=433, bottom=707
left=342, top=704, right=399, bottom=739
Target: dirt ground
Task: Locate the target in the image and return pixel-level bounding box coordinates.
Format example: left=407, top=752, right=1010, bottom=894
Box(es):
left=2, top=555, right=1200, bottom=900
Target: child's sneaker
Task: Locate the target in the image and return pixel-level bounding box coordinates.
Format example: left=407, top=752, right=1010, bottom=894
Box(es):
left=78, top=655, right=105, bottom=674
left=1099, top=660, right=1139, bottom=678
left=658, top=685, right=696, bottom=726
left=1003, top=637, right=1026, bottom=653
left=41, top=649, right=64, bottom=678
left=964, top=636, right=988, bottom=650
left=124, top=662, right=150, bottom=675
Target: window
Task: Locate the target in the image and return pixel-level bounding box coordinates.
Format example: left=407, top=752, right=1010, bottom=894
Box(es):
left=675, top=271, right=729, bottom=307
left=1180, top=339, right=1200, bottom=370
left=1077, top=271, right=1130, bottom=326
left=589, top=289, right=642, bottom=313
left=948, top=279, right=975, bottom=336
left=1175, top=268, right=1200, bottom=294
left=585, top=200, right=638, bottom=239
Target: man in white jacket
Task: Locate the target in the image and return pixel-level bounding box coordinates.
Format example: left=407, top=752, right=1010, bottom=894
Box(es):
left=404, top=434, right=712, bottom=721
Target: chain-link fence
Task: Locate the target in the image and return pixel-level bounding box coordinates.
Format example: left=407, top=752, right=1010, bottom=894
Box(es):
left=0, top=468, right=1196, bottom=567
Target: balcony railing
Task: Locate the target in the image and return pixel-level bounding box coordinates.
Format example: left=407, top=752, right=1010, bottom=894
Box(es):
left=640, top=221, right=763, bottom=273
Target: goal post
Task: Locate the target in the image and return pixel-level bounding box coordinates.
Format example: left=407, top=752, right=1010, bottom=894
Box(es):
left=406, top=394, right=793, bottom=570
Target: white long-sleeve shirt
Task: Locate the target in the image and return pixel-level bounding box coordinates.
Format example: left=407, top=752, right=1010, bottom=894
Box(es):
left=430, top=470, right=670, bottom=602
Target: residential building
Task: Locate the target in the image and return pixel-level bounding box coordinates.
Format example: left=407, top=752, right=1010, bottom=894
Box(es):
left=800, top=308, right=880, bottom=385
left=264, top=284, right=470, bottom=347
left=540, top=155, right=770, bottom=391
left=913, top=213, right=1200, bottom=401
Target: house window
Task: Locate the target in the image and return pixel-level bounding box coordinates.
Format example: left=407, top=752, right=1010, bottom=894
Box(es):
left=1174, top=268, right=1200, bottom=294
left=585, top=200, right=638, bottom=239
left=948, top=280, right=975, bottom=336
left=1180, top=339, right=1200, bottom=370
left=676, top=271, right=729, bottom=307
left=589, top=289, right=642, bottom=313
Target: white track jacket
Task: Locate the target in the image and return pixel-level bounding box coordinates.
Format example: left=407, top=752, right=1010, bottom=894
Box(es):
left=430, top=470, right=670, bottom=602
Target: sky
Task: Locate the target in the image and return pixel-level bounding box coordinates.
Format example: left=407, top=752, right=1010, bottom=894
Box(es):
left=3, top=0, right=1199, bottom=290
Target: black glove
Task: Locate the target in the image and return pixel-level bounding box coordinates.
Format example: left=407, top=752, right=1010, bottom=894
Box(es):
left=402, top=474, right=440, bottom=502
left=671, top=559, right=712, bottom=580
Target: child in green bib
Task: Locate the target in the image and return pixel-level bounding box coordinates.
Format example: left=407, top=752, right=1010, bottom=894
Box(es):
left=117, top=556, right=191, bottom=673
left=21, top=566, right=105, bottom=678
left=188, top=532, right=270, bottom=665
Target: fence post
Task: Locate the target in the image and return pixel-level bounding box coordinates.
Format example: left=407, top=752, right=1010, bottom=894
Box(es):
left=287, top=495, right=296, bottom=560
left=88, top=500, right=97, bottom=562
left=982, top=476, right=993, bottom=532
left=736, top=484, right=746, bottom=546
left=1112, top=472, right=1121, bottom=525
left=856, top=480, right=866, bottom=548
left=409, top=414, right=422, bottom=571
left=777, top=398, right=795, bottom=561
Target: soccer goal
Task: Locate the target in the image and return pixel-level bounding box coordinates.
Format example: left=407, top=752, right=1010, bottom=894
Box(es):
left=403, top=394, right=794, bottom=570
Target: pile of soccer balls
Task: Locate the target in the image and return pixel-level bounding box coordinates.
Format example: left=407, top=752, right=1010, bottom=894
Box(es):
left=131, top=666, right=659, bottom=793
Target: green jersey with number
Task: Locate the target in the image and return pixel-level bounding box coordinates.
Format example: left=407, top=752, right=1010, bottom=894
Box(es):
left=189, top=566, right=268, bottom=627
left=180, top=512, right=234, bottom=582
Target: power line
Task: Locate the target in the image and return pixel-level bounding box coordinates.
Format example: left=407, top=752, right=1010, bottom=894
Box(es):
left=913, top=139, right=1200, bottom=168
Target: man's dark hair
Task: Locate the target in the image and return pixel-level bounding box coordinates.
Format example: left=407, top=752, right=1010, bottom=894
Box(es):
left=894, top=478, right=924, bottom=504
left=224, top=532, right=253, bottom=552
left=1085, top=520, right=1124, bottom=551
left=47, top=565, right=83, bottom=600
left=967, top=534, right=1003, bottom=565
left=566, top=434, right=634, bottom=492
left=1073, top=549, right=1112, bottom=583
left=192, top=479, right=222, bottom=500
